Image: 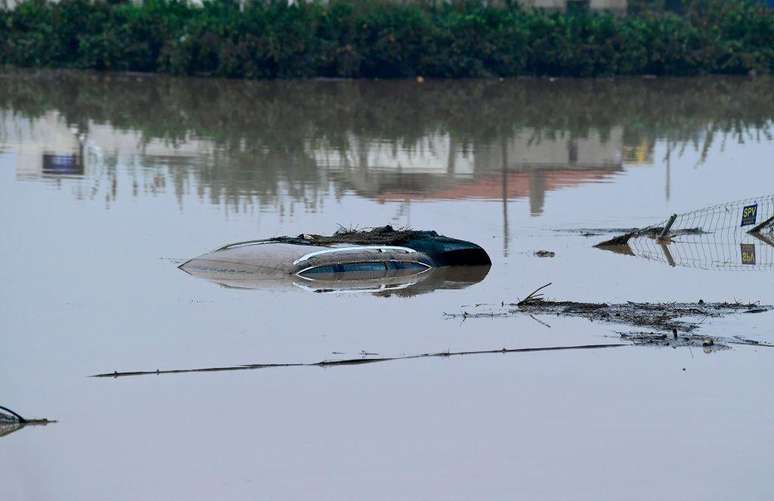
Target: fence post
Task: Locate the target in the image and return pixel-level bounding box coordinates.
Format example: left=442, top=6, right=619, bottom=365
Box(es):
left=658, top=214, right=677, bottom=240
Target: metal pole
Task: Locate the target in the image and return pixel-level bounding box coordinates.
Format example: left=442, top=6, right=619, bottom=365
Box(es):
left=658, top=214, right=677, bottom=240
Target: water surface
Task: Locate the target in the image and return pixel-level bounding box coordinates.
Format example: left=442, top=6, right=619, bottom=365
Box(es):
left=1, top=72, right=773, bottom=501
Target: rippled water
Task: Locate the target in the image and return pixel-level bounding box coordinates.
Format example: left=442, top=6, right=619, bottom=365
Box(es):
left=1, top=71, right=773, bottom=500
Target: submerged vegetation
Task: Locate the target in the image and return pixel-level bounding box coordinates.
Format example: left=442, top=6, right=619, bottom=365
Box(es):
left=0, top=0, right=772, bottom=78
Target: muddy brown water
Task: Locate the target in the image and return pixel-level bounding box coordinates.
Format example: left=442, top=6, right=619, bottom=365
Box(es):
left=1, top=71, right=773, bottom=500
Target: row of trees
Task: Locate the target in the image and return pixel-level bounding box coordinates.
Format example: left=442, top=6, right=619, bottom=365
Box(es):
left=0, top=0, right=772, bottom=78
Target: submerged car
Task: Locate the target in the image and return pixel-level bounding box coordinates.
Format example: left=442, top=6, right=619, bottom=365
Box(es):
left=179, top=226, right=491, bottom=294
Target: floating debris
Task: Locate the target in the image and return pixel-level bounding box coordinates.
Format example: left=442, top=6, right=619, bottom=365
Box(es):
left=556, top=228, right=644, bottom=238
left=445, top=284, right=770, bottom=333
left=614, top=332, right=774, bottom=353
left=534, top=250, right=556, bottom=258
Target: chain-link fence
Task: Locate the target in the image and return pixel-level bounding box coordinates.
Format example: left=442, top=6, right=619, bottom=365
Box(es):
left=597, top=194, right=774, bottom=271
left=664, top=194, right=774, bottom=239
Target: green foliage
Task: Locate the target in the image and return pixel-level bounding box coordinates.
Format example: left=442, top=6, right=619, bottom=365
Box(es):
left=0, top=0, right=771, bottom=78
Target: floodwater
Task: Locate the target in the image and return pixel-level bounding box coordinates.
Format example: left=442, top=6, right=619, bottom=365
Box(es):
left=1, top=71, right=773, bottom=500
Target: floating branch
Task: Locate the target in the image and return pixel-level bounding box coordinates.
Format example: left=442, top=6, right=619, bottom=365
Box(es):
left=518, top=282, right=552, bottom=306
left=92, top=343, right=626, bottom=379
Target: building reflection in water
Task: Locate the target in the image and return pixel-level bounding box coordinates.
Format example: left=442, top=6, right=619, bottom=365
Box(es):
left=311, top=127, right=639, bottom=255
left=1, top=73, right=771, bottom=256
left=315, top=127, right=627, bottom=215
left=4, top=107, right=648, bottom=219
left=5, top=110, right=648, bottom=258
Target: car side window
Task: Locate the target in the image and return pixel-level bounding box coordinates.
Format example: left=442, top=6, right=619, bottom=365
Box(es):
left=338, top=262, right=388, bottom=272
left=389, top=261, right=427, bottom=271
left=298, top=265, right=336, bottom=277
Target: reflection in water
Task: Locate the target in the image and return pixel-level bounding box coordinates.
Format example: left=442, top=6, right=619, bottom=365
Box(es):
left=184, top=263, right=490, bottom=296
left=0, top=423, right=24, bottom=439
left=602, top=232, right=774, bottom=271
left=42, top=151, right=83, bottom=176
left=313, top=127, right=623, bottom=217
left=1, top=72, right=772, bottom=254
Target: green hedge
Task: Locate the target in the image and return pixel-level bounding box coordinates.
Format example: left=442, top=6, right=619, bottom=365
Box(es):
left=1, top=0, right=772, bottom=78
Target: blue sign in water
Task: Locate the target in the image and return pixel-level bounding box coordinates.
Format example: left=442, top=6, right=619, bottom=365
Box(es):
left=741, top=204, right=758, bottom=226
